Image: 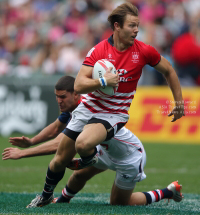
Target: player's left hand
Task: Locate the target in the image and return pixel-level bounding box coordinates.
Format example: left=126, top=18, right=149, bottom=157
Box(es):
left=168, top=104, right=185, bottom=122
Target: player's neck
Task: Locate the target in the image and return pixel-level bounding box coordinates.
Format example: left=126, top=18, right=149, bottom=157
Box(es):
left=113, top=33, right=132, bottom=52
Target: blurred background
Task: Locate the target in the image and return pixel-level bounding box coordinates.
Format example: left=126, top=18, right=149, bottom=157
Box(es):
left=0, top=0, right=199, bottom=143
left=0, top=1, right=200, bottom=210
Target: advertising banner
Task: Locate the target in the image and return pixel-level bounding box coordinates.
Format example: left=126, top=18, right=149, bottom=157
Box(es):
left=0, top=79, right=59, bottom=136
left=126, top=87, right=200, bottom=144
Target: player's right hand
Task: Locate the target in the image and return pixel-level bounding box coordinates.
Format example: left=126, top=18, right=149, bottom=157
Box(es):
left=104, top=67, right=119, bottom=87
left=9, top=136, right=32, bottom=148
left=2, top=147, right=22, bottom=160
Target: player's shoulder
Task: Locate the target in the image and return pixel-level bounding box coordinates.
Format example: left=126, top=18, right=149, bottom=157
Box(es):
left=60, top=111, right=71, bottom=116
left=85, top=37, right=111, bottom=59
left=133, top=39, right=160, bottom=60
left=94, top=38, right=110, bottom=50
left=58, top=111, right=71, bottom=124
left=134, top=39, right=152, bottom=51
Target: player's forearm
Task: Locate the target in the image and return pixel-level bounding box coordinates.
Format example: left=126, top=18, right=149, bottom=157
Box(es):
left=20, top=134, right=62, bottom=158
left=164, top=68, right=183, bottom=104
left=74, top=76, right=101, bottom=94
left=31, top=122, right=60, bottom=145
left=74, top=65, right=101, bottom=94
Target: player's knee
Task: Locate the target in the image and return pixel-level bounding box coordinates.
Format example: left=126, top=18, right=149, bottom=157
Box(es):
left=75, top=142, right=85, bottom=155
left=51, top=155, right=66, bottom=170
left=75, top=138, right=90, bottom=155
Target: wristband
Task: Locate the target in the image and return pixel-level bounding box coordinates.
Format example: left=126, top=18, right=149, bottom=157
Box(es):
left=99, top=77, right=107, bottom=88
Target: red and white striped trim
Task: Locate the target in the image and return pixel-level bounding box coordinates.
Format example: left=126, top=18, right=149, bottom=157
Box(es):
left=152, top=191, right=159, bottom=201
left=62, top=188, right=75, bottom=199
left=90, top=91, right=135, bottom=100
left=82, top=101, right=128, bottom=114
left=87, top=93, right=131, bottom=107
left=155, top=189, right=164, bottom=200
left=81, top=90, right=135, bottom=115
left=148, top=191, right=156, bottom=202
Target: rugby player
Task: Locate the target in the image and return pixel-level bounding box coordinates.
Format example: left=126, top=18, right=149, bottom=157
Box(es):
left=3, top=76, right=80, bottom=157
left=24, top=2, right=185, bottom=207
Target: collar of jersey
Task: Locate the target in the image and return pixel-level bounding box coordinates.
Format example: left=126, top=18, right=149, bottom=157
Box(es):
left=108, top=35, right=133, bottom=52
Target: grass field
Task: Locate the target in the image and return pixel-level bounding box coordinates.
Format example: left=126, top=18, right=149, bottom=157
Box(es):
left=0, top=135, right=200, bottom=214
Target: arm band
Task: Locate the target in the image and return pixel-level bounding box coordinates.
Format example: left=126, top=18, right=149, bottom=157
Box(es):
left=99, top=77, right=107, bottom=88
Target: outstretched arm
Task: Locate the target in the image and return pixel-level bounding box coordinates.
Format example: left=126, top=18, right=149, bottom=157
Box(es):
left=154, top=56, right=184, bottom=122
left=9, top=119, right=66, bottom=148
left=2, top=133, right=64, bottom=160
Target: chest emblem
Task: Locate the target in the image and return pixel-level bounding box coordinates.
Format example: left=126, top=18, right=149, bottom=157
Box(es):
left=132, top=52, right=139, bottom=63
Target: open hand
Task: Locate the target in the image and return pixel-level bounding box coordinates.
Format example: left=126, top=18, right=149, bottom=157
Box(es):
left=2, top=147, right=22, bottom=160
left=9, top=136, right=32, bottom=148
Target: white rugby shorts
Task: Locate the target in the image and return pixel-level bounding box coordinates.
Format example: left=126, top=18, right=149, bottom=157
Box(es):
left=94, top=145, right=147, bottom=190
left=66, top=103, right=128, bottom=140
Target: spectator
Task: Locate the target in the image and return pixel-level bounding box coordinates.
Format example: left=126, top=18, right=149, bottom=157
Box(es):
left=171, top=12, right=200, bottom=86
left=0, top=0, right=199, bottom=86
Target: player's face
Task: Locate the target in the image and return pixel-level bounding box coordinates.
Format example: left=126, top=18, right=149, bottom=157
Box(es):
left=119, top=14, right=139, bottom=46
left=55, top=90, right=76, bottom=112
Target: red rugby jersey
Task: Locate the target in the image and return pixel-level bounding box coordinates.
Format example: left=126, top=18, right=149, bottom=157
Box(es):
left=82, top=35, right=161, bottom=116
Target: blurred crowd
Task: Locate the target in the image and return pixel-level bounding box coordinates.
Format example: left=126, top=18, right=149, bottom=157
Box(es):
left=0, top=0, right=200, bottom=86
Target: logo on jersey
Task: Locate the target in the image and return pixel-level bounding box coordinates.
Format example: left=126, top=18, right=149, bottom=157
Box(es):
left=121, top=174, right=129, bottom=179
left=86, top=47, right=95, bottom=57
left=117, top=69, right=132, bottom=82
left=107, top=53, right=115, bottom=62
left=118, top=69, right=128, bottom=76
left=108, top=53, right=112, bottom=58
left=132, top=52, right=139, bottom=63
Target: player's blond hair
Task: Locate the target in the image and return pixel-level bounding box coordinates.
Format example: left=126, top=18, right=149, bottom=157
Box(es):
left=108, top=2, right=138, bottom=30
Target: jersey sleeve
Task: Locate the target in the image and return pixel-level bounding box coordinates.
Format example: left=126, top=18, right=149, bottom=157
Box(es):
left=144, top=45, right=161, bottom=67
left=58, top=112, right=71, bottom=124
left=83, top=41, right=105, bottom=67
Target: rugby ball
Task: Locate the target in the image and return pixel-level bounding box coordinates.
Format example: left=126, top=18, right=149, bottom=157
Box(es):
left=92, top=59, right=118, bottom=96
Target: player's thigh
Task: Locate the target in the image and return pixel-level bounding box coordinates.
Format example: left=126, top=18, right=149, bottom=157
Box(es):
left=55, top=134, right=76, bottom=163
left=110, top=182, right=134, bottom=205
left=76, top=123, right=107, bottom=150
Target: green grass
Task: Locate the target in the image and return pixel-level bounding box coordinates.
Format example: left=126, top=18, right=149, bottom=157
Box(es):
left=0, top=193, right=200, bottom=215
left=0, top=135, right=200, bottom=214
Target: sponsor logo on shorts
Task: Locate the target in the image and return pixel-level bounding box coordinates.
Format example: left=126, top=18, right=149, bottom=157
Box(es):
left=121, top=174, right=129, bottom=179
left=107, top=127, right=114, bottom=133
